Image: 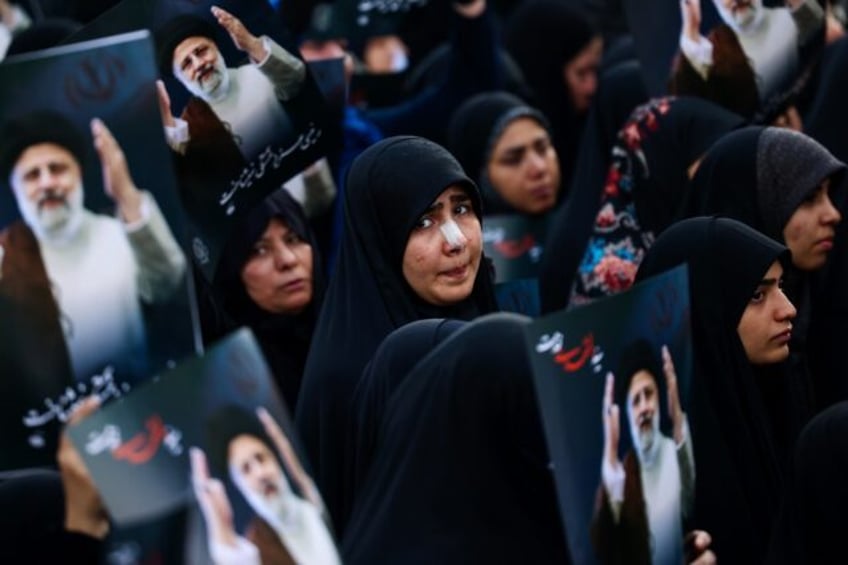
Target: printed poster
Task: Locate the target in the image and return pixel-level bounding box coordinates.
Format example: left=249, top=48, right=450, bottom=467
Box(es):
left=525, top=265, right=693, bottom=565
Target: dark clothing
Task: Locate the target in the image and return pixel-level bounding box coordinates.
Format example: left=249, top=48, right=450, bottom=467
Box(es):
left=346, top=319, right=465, bottom=505
left=768, top=401, right=848, bottom=564
left=687, top=126, right=847, bottom=447
left=342, top=313, right=569, bottom=564
left=0, top=221, right=74, bottom=469
left=590, top=452, right=651, bottom=565
left=635, top=217, right=791, bottom=563
left=296, top=136, right=497, bottom=536
left=669, top=25, right=760, bottom=119
left=547, top=96, right=743, bottom=311
left=504, top=0, right=598, bottom=193
left=539, top=59, right=647, bottom=314
left=203, top=189, right=325, bottom=414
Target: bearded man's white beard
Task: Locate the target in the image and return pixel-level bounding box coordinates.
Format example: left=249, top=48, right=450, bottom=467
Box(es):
left=714, top=0, right=764, bottom=33
left=234, top=472, right=305, bottom=535
left=181, top=53, right=230, bottom=103
left=630, top=409, right=662, bottom=467
left=17, top=183, right=86, bottom=245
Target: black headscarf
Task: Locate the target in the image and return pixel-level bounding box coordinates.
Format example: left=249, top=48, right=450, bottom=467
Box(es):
left=806, top=36, right=848, bottom=165
left=688, top=126, right=846, bottom=243
left=688, top=127, right=846, bottom=442
left=539, top=59, right=647, bottom=314
left=341, top=313, right=569, bottom=564
left=547, top=96, right=744, bottom=311
left=504, top=0, right=598, bottom=191
left=209, top=189, right=325, bottom=414
left=446, top=91, right=553, bottom=215
left=768, top=401, right=848, bottom=564
left=295, top=136, right=498, bottom=535
left=635, top=216, right=791, bottom=562
left=345, top=318, right=465, bottom=523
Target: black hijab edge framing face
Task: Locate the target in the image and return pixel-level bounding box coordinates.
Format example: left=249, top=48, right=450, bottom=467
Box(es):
left=635, top=216, right=791, bottom=558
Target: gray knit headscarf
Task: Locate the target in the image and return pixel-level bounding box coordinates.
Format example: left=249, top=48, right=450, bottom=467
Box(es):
left=757, top=128, right=847, bottom=238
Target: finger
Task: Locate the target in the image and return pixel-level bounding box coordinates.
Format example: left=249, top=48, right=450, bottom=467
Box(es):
left=190, top=446, right=210, bottom=483
left=90, top=118, right=117, bottom=156
left=604, top=372, right=614, bottom=408
left=210, top=6, right=233, bottom=25
left=67, top=396, right=101, bottom=426
left=156, top=79, right=170, bottom=106
left=695, top=530, right=712, bottom=550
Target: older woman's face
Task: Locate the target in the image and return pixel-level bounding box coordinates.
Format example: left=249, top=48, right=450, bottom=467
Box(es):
left=783, top=179, right=842, bottom=271
left=402, top=185, right=482, bottom=306
left=487, top=117, right=561, bottom=214
left=241, top=217, right=313, bottom=314
left=737, top=261, right=797, bottom=365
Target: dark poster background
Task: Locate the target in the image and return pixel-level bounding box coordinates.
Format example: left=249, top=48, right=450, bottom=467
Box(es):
left=525, top=265, right=693, bottom=565
left=0, top=31, right=197, bottom=471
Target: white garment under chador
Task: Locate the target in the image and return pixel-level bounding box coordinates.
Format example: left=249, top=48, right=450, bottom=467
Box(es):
left=210, top=497, right=341, bottom=565
left=36, top=192, right=186, bottom=381
left=638, top=424, right=695, bottom=565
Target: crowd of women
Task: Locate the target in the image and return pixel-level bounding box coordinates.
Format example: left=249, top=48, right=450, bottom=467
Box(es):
left=4, top=0, right=848, bottom=563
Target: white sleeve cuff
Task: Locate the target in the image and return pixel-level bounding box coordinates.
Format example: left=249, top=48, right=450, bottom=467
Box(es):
left=123, top=191, right=152, bottom=233
left=602, top=460, right=626, bottom=504
left=680, top=33, right=713, bottom=80
left=209, top=535, right=260, bottom=565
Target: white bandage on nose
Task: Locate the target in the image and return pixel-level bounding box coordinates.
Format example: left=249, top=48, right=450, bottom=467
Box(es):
left=440, top=219, right=466, bottom=248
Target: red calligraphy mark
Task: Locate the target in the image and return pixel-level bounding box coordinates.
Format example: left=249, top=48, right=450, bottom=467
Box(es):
left=554, top=333, right=594, bottom=373
left=493, top=234, right=536, bottom=260
left=113, top=415, right=166, bottom=465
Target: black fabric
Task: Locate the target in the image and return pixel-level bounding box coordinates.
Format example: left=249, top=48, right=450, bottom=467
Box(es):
left=446, top=90, right=552, bottom=214
left=806, top=36, right=848, bottom=164
left=0, top=110, right=87, bottom=189
left=503, top=0, right=598, bottom=192
left=539, top=59, right=647, bottom=314
left=630, top=97, right=745, bottom=235
left=540, top=95, right=743, bottom=313
left=689, top=126, right=846, bottom=242
left=0, top=469, right=103, bottom=562
left=295, top=136, right=498, bottom=536
left=346, top=318, right=465, bottom=519
left=768, top=401, right=848, bottom=564
left=635, top=216, right=790, bottom=562
left=5, top=18, right=82, bottom=57
left=341, top=313, right=570, bottom=565
left=688, top=126, right=847, bottom=445
left=206, top=189, right=325, bottom=413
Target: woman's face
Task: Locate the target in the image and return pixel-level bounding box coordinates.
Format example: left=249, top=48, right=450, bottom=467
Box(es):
left=563, top=36, right=603, bottom=114
left=737, top=261, right=797, bottom=365
left=487, top=117, right=561, bottom=214
left=402, top=185, right=483, bottom=306
left=240, top=217, right=313, bottom=315
left=782, top=179, right=842, bottom=271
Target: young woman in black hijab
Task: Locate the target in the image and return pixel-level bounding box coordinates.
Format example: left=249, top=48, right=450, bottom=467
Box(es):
left=504, top=0, right=603, bottom=193
left=767, top=401, right=848, bottom=564
left=539, top=59, right=648, bottom=314
left=688, top=126, right=846, bottom=431
left=635, top=216, right=797, bottom=563
left=341, top=313, right=569, bottom=565
left=446, top=91, right=561, bottom=216
left=295, top=136, right=498, bottom=535
left=206, top=189, right=325, bottom=414
left=545, top=96, right=743, bottom=312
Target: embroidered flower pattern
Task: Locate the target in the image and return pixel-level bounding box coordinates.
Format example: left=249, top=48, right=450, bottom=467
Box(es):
left=567, top=98, right=672, bottom=308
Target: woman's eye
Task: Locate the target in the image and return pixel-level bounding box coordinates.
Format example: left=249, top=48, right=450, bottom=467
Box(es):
left=454, top=204, right=471, bottom=216
left=252, top=244, right=269, bottom=257
left=415, top=216, right=434, bottom=230
left=750, top=290, right=765, bottom=304
left=284, top=233, right=303, bottom=245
